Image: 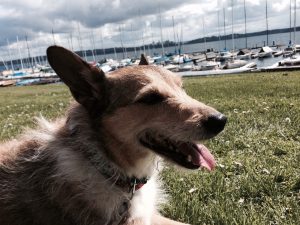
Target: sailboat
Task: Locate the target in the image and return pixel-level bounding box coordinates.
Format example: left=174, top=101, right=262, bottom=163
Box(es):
left=291, top=0, right=300, bottom=51
left=258, top=46, right=273, bottom=58
left=217, top=6, right=233, bottom=61
left=243, top=0, right=248, bottom=49
left=258, top=0, right=273, bottom=58
left=265, top=0, right=269, bottom=46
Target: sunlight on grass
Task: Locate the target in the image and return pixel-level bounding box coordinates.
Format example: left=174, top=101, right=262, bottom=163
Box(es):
left=0, top=72, right=299, bottom=225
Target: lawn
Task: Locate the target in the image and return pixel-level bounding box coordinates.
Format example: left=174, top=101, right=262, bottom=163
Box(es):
left=0, top=72, right=299, bottom=225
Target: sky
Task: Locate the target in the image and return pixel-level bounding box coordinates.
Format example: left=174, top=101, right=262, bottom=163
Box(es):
left=0, top=0, right=299, bottom=59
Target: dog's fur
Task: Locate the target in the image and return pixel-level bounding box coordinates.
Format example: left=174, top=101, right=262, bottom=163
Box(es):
left=0, top=46, right=226, bottom=225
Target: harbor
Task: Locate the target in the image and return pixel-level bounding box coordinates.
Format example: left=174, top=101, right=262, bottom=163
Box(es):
left=1, top=41, right=300, bottom=87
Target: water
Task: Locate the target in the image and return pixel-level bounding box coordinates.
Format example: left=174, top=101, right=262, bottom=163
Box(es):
left=0, top=31, right=298, bottom=72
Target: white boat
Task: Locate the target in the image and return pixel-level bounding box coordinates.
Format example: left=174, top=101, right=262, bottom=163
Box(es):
left=294, top=44, right=300, bottom=52
left=273, top=50, right=283, bottom=57
left=258, top=46, right=273, bottom=58
left=172, top=54, right=192, bottom=64
left=217, top=51, right=234, bottom=61
left=0, top=80, right=17, bottom=87
left=191, top=53, right=206, bottom=63
left=223, top=59, right=247, bottom=69
left=282, top=47, right=295, bottom=57
left=251, top=53, right=259, bottom=59
left=177, top=62, right=256, bottom=77
left=100, top=64, right=112, bottom=73
left=279, top=55, right=300, bottom=66
left=199, top=61, right=220, bottom=71
left=237, top=49, right=251, bottom=60
left=205, top=52, right=217, bottom=60
left=178, top=64, right=193, bottom=72
left=164, top=64, right=179, bottom=72
left=238, top=53, right=251, bottom=60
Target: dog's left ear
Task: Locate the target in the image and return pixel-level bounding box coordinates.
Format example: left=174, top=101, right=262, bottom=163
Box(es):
left=139, top=54, right=149, bottom=65
left=47, top=45, right=108, bottom=116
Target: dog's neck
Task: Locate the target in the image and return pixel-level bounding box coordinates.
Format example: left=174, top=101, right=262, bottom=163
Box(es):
left=65, top=104, right=159, bottom=189
left=99, top=127, right=159, bottom=179
left=79, top=142, right=150, bottom=194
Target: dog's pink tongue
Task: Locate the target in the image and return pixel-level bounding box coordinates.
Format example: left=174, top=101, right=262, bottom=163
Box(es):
left=180, top=143, right=216, bottom=171
left=196, top=144, right=216, bottom=171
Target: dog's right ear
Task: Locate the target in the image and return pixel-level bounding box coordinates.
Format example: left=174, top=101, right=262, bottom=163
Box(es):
left=139, top=54, right=149, bottom=65
left=47, top=46, right=108, bottom=116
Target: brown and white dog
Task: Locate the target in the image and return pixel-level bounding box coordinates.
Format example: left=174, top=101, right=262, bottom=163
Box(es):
left=0, top=46, right=226, bottom=225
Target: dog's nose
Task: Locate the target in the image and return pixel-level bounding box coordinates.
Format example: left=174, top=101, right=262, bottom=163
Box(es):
left=203, top=113, right=227, bottom=135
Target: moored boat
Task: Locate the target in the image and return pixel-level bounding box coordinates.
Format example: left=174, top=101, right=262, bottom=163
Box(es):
left=273, top=50, right=283, bottom=57
left=0, top=80, right=17, bottom=87
left=282, top=46, right=295, bottom=57
left=237, top=49, right=251, bottom=60
left=258, top=46, right=273, bottom=58
left=223, top=59, right=247, bottom=69
left=279, top=55, right=300, bottom=66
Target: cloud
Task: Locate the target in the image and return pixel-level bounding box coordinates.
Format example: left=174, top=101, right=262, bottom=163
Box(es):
left=0, top=0, right=299, bottom=58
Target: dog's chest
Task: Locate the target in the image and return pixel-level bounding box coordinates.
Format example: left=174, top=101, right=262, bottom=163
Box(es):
left=127, top=177, right=158, bottom=225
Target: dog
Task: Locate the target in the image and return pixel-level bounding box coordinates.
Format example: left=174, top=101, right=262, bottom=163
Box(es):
left=0, top=46, right=226, bottom=225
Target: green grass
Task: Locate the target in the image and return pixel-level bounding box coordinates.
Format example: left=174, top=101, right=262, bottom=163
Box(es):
left=1, top=72, right=300, bottom=225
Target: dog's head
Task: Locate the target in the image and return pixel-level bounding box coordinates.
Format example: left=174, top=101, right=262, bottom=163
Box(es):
left=47, top=46, right=226, bottom=173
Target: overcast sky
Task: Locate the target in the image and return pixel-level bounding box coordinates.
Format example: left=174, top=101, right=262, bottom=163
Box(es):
left=0, top=0, right=299, bottom=59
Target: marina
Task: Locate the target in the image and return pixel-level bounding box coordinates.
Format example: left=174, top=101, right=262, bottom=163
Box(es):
left=1, top=40, right=300, bottom=87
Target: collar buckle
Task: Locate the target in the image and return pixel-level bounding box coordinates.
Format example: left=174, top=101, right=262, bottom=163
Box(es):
left=130, top=177, right=149, bottom=195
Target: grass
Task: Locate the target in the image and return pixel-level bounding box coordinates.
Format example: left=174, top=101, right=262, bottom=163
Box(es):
left=0, top=72, right=300, bottom=225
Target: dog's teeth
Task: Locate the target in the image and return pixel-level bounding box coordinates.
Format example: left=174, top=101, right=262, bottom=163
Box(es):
left=187, top=155, right=192, bottom=162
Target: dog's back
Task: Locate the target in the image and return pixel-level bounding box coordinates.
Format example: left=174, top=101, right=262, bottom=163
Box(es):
left=0, top=114, right=138, bottom=225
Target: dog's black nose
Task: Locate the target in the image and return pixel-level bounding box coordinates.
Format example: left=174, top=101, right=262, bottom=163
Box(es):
left=203, top=113, right=227, bottom=135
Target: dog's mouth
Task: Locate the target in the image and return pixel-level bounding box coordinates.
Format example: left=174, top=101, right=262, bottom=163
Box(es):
left=139, top=131, right=216, bottom=170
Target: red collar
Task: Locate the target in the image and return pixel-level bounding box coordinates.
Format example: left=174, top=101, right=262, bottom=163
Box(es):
left=80, top=145, right=149, bottom=195
left=130, top=177, right=149, bottom=194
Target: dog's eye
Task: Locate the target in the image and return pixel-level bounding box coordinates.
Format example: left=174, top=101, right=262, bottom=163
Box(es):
left=136, top=92, right=165, bottom=105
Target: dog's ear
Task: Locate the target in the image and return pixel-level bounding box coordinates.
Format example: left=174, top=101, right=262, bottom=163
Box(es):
left=47, top=45, right=108, bottom=116
left=139, top=54, right=149, bottom=65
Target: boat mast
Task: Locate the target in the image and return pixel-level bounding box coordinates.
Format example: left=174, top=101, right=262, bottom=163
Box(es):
left=266, top=0, right=269, bottom=46
left=290, top=0, right=292, bottom=43
left=159, top=6, right=165, bottom=56
left=90, top=30, right=96, bottom=62
left=138, top=9, right=146, bottom=55
left=244, top=0, right=247, bottom=49
left=113, top=47, right=118, bottom=60
left=16, top=36, right=24, bottom=71
left=118, top=25, right=126, bottom=59
left=218, top=6, right=221, bottom=51
left=77, top=23, right=84, bottom=59
left=223, top=7, right=227, bottom=50
left=130, top=24, right=137, bottom=58
left=100, top=29, right=106, bottom=59
left=172, top=16, right=177, bottom=54
left=150, top=22, right=155, bottom=56
left=231, top=0, right=235, bottom=51
left=70, top=33, right=74, bottom=51
left=0, top=56, right=8, bottom=71
left=180, top=24, right=184, bottom=53
left=25, top=35, right=34, bottom=73
left=51, top=28, right=56, bottom=45
left=294, top=0, right=297, bottom=44
left=6, top=39, right=15, bottom=72
left=202, top=17, right=207, bottom=51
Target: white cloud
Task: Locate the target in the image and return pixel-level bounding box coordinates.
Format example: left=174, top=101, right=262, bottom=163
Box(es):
left=0, top=0, right=298, bottom=58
